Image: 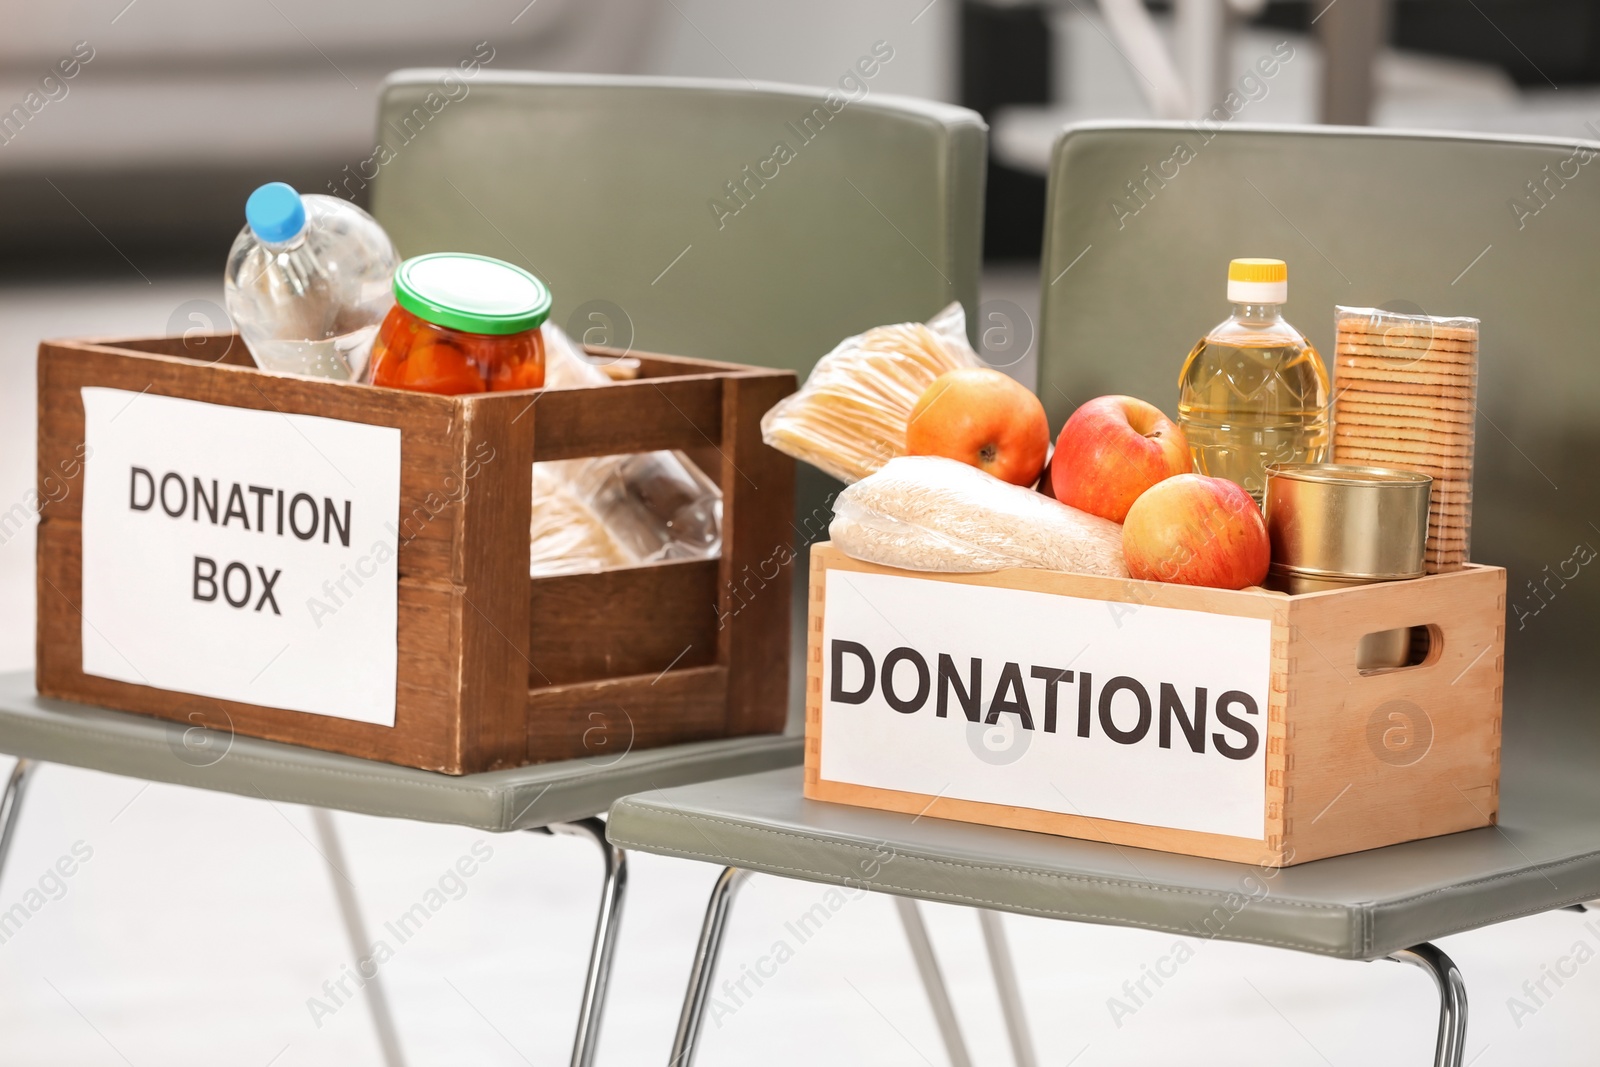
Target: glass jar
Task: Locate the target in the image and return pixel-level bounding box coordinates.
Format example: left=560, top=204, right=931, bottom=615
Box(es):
left=368, top=252, right=551, bottom=395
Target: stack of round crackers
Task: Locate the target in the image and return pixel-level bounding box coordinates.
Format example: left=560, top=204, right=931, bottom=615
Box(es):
left=1330, top=307, right=1479, bottom=573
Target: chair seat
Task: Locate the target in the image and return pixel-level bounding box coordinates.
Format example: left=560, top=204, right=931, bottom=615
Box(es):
left=0, top=671, right=802, bottom=831
left=608, top=744, right=1600, bottom=960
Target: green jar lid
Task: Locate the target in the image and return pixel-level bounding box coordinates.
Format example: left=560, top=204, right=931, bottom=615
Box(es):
left=393, top=253, right=552, bottom=335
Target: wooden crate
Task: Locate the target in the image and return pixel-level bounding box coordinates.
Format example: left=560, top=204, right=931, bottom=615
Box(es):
left=804, top=543, right=1505, bottom=866
left=36, top=332, right=795, bottom=774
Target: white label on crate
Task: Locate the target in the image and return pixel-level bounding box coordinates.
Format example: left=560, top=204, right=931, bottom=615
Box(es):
left=819, top=570, right=1272, bottom=840
left=79, top=388, right=402, bottom=726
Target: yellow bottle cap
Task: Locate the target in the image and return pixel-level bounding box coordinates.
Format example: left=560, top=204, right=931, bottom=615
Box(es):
left=1228, top=258, right=1287, bottom=283
left=1227, top=258, right=1288, bottom=302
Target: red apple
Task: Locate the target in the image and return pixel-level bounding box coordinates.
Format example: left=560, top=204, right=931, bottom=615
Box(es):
left=1123, top=474, right=1270, bottom=589
left=906, top=368, right=1050, bottom=487
left=1051, top=395, right=1190, bottom=522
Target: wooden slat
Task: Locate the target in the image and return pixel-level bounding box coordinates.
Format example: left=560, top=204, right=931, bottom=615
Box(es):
left=530, top=374, right=725, bottom=462
left=75, top=334, right=771, bottom=381
left=76, top=332, right=256, bottom=367
left=811, top=543, right=1285, bottom=620
left=525, top=664, right=730, bottom=762
left=452, top=393, right=536, bottom=771
left=803, top=553, right=827, bottom=792
left=808, top=779, right=1283, bottom=866
left=717, top=370, right=798, bottom=737
left=528, top=558, right=719, bottom=688
left=587, top=344, right=783, bottom=378
left=1264, top=608, right=1292, bottom=858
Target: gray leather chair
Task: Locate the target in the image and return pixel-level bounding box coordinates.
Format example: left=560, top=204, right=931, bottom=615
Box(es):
left=371, top=69, right=985, bottom=378
left=608, top=124, right=1600, bottom=1067
left=372, top=68, right=989, bottom=723
left=0, top=73, right=986, bottom=1065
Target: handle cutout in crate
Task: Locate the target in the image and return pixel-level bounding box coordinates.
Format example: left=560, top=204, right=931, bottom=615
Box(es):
left=1356, top=624, right=1441, bottom=676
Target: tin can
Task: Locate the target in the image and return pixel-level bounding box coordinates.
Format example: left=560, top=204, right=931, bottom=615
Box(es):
left=1264, top=464, right=1432, bottom=669
left=1263, top=463, right=1432, bottom=580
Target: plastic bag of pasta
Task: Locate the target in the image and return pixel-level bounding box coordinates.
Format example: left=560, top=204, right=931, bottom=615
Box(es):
left=760, top=302, right=980, bottom=484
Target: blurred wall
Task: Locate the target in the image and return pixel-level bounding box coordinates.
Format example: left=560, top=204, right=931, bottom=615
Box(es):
left=641, top=0, right=956, bottom=102
left=0, top=0, right=957, bottom=276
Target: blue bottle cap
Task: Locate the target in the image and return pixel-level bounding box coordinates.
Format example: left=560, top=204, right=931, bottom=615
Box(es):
left=245, top=182, right=307, bottom=244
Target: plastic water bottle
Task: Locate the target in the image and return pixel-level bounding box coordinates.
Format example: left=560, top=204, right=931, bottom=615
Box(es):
left=224, top=182, right=399, bottom=380
left=532, top=324, right=724, bottom=571
left=568, top=450, right=723, bottom=563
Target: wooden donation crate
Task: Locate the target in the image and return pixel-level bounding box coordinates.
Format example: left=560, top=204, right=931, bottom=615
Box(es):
left=36, top=333, right=794, bottom=774
left=804, top=543, right=1505, bottom=866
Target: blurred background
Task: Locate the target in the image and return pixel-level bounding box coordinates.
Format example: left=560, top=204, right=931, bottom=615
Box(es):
left=3, top=1, right=1600, bottom=1064
left=10, top=0, right=1600, bottom=272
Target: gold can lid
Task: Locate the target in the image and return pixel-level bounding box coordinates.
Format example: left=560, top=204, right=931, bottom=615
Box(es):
left=1265, top=463, right=1432, bottom=489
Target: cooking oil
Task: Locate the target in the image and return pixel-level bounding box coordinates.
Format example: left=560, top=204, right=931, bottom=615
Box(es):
left=1177, top=259, right=1329, bottom=504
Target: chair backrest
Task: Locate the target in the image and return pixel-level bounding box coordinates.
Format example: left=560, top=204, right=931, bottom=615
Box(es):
left=1038, top=122, right=1600, bottom=718
left=369, top=70, right=986, bottom=375
left=368, top=72, right=985, bottom=728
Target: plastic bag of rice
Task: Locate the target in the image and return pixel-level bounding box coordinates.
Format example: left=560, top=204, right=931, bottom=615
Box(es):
left=761, top=302, right=980, bottom=484
left=829, top=455, right=1128, bottom=576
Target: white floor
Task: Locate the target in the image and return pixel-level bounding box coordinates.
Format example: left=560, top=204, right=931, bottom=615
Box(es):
left=3, top=279, right=1598, bottom=1065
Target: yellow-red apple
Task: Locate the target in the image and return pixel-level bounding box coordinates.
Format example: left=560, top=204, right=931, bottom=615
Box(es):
left=1123, top=474, right=1270, bottom=589
left=906, top=368, right=1049, bottom=487
left=1051, top=395, right=1190, bottom=522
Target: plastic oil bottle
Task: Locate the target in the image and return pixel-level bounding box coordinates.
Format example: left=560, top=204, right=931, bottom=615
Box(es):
left=1177, top=258, right=1329, bottom=504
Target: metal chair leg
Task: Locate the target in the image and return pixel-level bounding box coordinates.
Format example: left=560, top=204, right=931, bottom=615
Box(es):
left=547, top=817, right=629, bottom=1067
left=0, top=758, right=36, bottom=890
left=310, top=808, right=407, bottom=1067
left=895, top=897, right=973, bottom=1067
left=978, top=909, right=1039, bottom=1067
left=1388, top=942, right=1468, bottom=1067
left=669, top=866, right=750, bottom=1067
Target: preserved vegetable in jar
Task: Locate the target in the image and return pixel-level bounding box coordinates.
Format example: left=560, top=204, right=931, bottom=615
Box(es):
left=368, top=253, right=551, bottom=395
